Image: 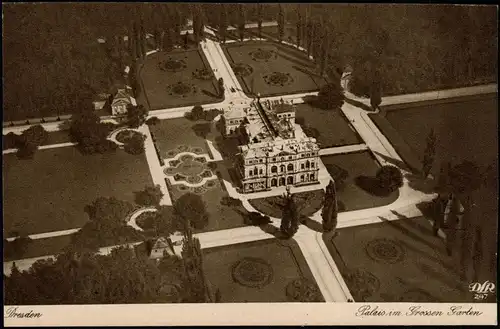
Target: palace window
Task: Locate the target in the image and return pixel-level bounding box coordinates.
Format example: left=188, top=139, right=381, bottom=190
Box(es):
left=287, top=176, right=294, bottom=185
left=310, top=173, right=315, bottom=180
left=306, top=161, right=310, bottom=169
left=271, top=165, right=277, bottom=173
left=259, top=169, right=263, bottom=175
left=287, top=163, right=294, bottom=171
left=300, top=174, right=305, bottom=182
left=301, top=163, right=305, bottom=170
left=311, top=162, right=315, bottom=168
left=280, top=165, right=285, bottom=172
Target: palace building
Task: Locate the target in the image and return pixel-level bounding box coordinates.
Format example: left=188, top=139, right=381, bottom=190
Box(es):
left=222, top=99, right=320, bottom=193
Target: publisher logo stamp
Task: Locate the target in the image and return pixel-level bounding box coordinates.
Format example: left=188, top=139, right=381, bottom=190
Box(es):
left=469, top=281, right=495, bottom=300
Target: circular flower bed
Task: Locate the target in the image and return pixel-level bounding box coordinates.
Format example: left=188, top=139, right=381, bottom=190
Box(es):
left=116, top=130, right=142, bottom=144
left=177, top=145, right=189, bottom=152
left=285, top=278, right=322, bottom=302
left=192, top=68, right=214, bottom=80
left=166, top=82, right=197, bottom=97
left=232, top=63, right=254, bottom=77
left=346, top=269, right=381, bottom=301
left=365, top=238, right=406, bottom=264
left=232, top=257, right=274, bottom=288
left=159, top=58, right=187, bottom=72
left=263, top=72, right=294, bottom=86
left=249, top=48, right=277, bottom=62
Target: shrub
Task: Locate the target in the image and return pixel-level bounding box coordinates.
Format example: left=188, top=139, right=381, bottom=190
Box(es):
left=16, top=141, right=38, bottom=159
left=20, top=124, right=49, bottom=146
left=173, top=192, right=209, bottom=230
left=134, top=184, right=164, bottom=207
left=376, top=165, right=403, bottom=193
left=146, top=116, right=160, bottom=126
left=4, top=235, right=33, bottom=260
left=124, top=133, right=146, bottom=155
left=204, top=109, right=221, bottom=121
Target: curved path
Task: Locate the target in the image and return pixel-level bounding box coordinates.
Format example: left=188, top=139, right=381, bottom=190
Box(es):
left=107, top=127, right=142, bottom=146
left=127, top=207, right=158, bottom=231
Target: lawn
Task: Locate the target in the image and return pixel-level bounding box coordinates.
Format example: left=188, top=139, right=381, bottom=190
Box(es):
left=202, top=238, right=324, bottom=302
left=382, top=95, right=498, bottom=176
left=223, top=40, right=328, bottom=97
left=166, top=176, right=248, bottom=233
left=295, top=103, right=363, bottom=148
left=139, top=49, right=221, bottom=110
left=249, top=189, right=325, bottom=219
left=323, top=216, right=478, bottom=302
left=2, top=147, right=153, bottom=236
left=321, top=151, right=399, bottom=212
left=149, top=118, right=215, bottom=160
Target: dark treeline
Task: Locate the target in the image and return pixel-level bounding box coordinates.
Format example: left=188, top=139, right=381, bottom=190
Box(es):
left=3, top=4, right=497, bottom=121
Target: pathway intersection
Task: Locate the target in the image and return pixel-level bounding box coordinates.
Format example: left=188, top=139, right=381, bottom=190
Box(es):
left=3, top=33, right=496, bottom=303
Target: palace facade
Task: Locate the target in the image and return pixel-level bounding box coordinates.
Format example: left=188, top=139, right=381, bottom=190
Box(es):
left=222, top=99, right=320, bottom=193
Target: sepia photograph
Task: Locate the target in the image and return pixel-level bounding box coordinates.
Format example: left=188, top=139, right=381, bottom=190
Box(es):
left=2, top=2, right=498, bottom=326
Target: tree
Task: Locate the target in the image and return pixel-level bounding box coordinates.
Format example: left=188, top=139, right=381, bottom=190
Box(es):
left=16, top=141, right=38, bottom=159
left=257, top=4, right=263, bottom=39
left=84, top=197, right=135, bottom=227
left=173, top=193, right=209, bottom=230
left=296, top=5, right=302, bottom=48
left=217, top=77, right=224, bottom=97
left=219, top=4, right=228, bottom=43
left=277, top=4, right=285, bottom=43
left=163, top=28, right=174, bottom=52
left=127, top=104, right=149, bottom=128
left=135, top=184, right=164, bottom=206
left=448, top=160, right=484, bottom=194
left=69, top=109, right=118, bottom=154
left=316, top=82, right=344, bottom=110
left=422, top=129, right=437, bottom=178
left=280, top=189, right=300, bottom=238
left=180, top=220, right=212, bottom=302
left=186, top=105, right=204, bottom=121
left=370, top=79, right=382, bottom=110
left=376, top=165, right=404, bottom=193
left=322, top=180, right=338, bottom=233
left=154, top=205, right=177, bottom=235
left=20, top=124, right=49, bottom=146
left=237, top=4, right=246, bottom=42
left=123, top=132, right=146, bottom=155
left=128, top=25, right=137, bottom=60
left=192, top=122, right=212, bottom=139
left=3, top=132, right=20, bottom=149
